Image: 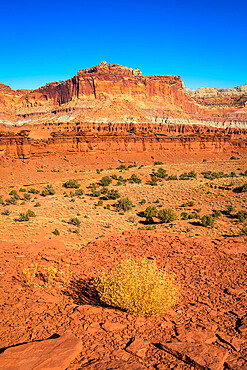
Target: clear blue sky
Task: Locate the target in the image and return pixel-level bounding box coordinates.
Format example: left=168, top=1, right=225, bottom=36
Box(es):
left=1, top=0, right=246, bottom=90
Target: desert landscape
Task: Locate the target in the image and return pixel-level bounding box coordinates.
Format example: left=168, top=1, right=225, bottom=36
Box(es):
left=0, top=61, right=246, bottom=369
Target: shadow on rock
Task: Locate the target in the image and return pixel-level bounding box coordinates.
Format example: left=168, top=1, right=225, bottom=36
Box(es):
left=64, top=278, right=105, bottom=307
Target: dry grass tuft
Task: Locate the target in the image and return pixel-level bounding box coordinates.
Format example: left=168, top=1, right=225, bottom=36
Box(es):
left=94, top=257, right=180, bottom=315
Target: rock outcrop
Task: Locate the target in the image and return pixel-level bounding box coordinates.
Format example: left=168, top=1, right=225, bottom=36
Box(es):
left=1, top=62, right=247, bottom=125
left=0, top=332, right=82, bottom=369
left=0, top=125, right=246, bottom=160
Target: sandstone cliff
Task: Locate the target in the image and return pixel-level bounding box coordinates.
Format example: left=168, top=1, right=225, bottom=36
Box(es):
left=0, top=124, right=246, bottom=160
left=1, top=62, right=246, bottom=126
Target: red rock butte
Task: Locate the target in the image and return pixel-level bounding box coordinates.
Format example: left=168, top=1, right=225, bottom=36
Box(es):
left=0, top=62, right=246, bottom=159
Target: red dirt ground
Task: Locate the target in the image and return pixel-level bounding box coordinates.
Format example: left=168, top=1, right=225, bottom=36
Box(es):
left=0, top=230, right=246, bottom=369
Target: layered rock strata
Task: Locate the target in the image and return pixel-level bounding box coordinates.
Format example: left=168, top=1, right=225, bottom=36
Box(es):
left=1, top=63, right=246, bottom=125
left=0, top=127, right=246, bottom=160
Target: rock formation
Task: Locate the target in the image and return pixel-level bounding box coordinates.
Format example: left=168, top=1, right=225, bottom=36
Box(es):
left=1, top=62, right=247, bottom=126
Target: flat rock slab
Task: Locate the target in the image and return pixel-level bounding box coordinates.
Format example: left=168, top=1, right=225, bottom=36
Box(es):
left=0, top=332, right=82, bottom=370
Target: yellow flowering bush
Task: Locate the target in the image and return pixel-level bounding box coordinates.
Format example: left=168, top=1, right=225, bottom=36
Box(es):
left=94, top=257, right=180, bottom=315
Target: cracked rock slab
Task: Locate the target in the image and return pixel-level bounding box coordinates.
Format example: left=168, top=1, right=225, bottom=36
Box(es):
left=0, top=332, right=82, bottom=370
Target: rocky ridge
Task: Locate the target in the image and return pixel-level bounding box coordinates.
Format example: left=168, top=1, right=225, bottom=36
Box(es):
left=1, top=62, right=247, bottom=126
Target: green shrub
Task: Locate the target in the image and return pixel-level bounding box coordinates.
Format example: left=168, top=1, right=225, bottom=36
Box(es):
left=15, top=212, right=30, bottom=222
left=75, top=189, right=84, bottom=196
left=213, top=210, right=222, bottom=218
left=9, top=190, right=20, bottom=199
left=201, top=171, right=228, bottom=180
left=99, top=176, right=112, bottom=187
left=94, top=257, right=180, bottom=315
left=24, top=193, right=31, bottom=201
left=188, top=212, right=200, bottom=219
left=97, top=200, right=103, bottom=206
left=149, top=174, right=158, bottom=186
left=239, top=227, right=247, bottom=236
left=116, top=198, right=133, bottom=212
left=5, top=197, right=17, bottom=205
left=153, top=167, right=167, bottom=179
left=91, top=188, right=102, bottom=197
left=41, top=185, right=56, bottom=196
left=52, top=228, right=60, bottom=236
left=158, top=208, right=178, bottom=223
left=105, top=189, right=121, bottom=200
left=182, top=201, right=195, bottom=207
left=34, top=202, right=41, bottom=207
left=19, top=187, right=27, bottom=192
left=28, top=188, right=40, bottom=194
left=9, top=190, right=17, bottom=196
left=144, top=206, right=157, bottom=222
left=117, top=164, right=128, bottom=170
left=179, top=170, right=196, bottom=180
left=26, top=209, right=36, bottom=218
left=129, top=174, right=141, bottom=184
left=68, top=217, right=81, bottom=226
left=140, top=199, right=146, bottom=205
left=181, top=212, right=189, bottom=220
left=201, top=215, right=215, bottom=228
left=226, top=204, right=235, bottom=215
left=154, top=161, right=163, bottom=165
left=101, top=187, right=109, bottom=195
left=236, top=210, right=247, bottom=222
left=63, top=179, right=81, bottom=188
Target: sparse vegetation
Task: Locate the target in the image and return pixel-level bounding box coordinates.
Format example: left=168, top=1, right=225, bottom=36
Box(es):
left=94, top=257, right=179, bottom=315
left=63, top=179, right=81, bottom=188
left=213, top=210, right=222, bottom=218
left=15, top=212, right=30, bottom=222
left=181, top=201, right=195, bottom=207
left=105, top=189, right=121, bottom=200
left=239, top=227, right=247, bottom=236
left=41, top=185, right=56, bottom=196
left=43, top=264, right=57, bottom=286
left=129, top=174, right=141, bottom=184
left=201, top=214, right=215, bottom=228
left=158, top=208, right=178, bottom=223
left=116, top=198, right=133, bottom=212
left=26, top=209, right=36, bottom=218
left=152, top=167, right=167, bottom=179
left=181, top=212, right=189, bottom=220
left=24, top=193, right=31, bottom=201
left=179, top=170, right=197, bottom=180
left=52, top=228, right=60, bottom=236
left=236, top=210, right=247, bottom=222
left=144, top=206, right=157, bottom=222
left=99, top=176, right=112, bottom=187
left=22, top=263, right=38, bottom=286
left=68, top=217, right=81, bottom=226
left=28, top=188, right=40, bottom=194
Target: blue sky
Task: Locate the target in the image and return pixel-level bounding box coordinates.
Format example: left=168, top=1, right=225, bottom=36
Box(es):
left=0, top=0, right=246, bottom=90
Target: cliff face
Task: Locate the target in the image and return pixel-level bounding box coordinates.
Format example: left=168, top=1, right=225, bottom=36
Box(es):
left=0, top=83, right=28, bottom=121
left=1, top=62, right=246, bottom=126
left=1, top=124, right=246, bottom=160
left=184, top=85, right=247, bottom=121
